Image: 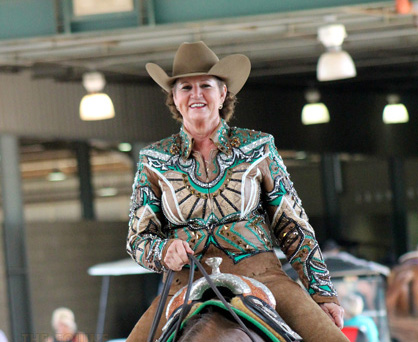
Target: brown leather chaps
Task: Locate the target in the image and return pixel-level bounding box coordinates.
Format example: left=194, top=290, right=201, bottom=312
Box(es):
left=126, top=249, right=349, bottom=342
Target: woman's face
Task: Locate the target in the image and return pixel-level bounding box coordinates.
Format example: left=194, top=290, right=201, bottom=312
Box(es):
left=54, top=321, right=73, bottom=335
left=172, top=75, right=227, bottom=129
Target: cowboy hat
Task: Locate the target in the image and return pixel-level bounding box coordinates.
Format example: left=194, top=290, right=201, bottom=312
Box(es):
left=145, top=41, right=251, bottom=95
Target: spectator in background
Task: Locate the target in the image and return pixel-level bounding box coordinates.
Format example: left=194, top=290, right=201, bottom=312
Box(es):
left=45, top=307, right=88, bottom=342
left=341, top=293, right=379, bottom=342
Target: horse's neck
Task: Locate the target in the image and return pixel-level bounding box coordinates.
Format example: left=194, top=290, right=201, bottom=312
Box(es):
left=178, top=311, right=265, bottom=342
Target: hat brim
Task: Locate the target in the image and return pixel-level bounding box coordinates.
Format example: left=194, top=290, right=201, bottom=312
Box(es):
left=146, top=54, right=250, bottom=95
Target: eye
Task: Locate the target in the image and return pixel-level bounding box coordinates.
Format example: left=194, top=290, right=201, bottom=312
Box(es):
left=180, top=85, right=191, bottom=90
left=201, top=83, right=211, bottom=88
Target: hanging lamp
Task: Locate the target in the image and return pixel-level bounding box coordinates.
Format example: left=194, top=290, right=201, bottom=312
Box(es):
left=80, top=72, right=115, bottom=121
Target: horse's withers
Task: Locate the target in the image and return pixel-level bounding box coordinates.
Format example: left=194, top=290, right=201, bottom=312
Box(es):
left=158, top=257, right=302, bottom=342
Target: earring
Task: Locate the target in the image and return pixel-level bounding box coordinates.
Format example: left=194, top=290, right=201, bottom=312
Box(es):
left=219, top=104, right=223, bottom=110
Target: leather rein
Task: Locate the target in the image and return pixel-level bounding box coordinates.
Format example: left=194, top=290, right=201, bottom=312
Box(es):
left=147, top=254, right=257, bottom=342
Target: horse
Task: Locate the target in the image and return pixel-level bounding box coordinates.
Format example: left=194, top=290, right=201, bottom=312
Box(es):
left=386, top=249, right=418, bottom=341
left=148, top=256, right=302, bottom=342
left=386, top=250, right=418, bottom=317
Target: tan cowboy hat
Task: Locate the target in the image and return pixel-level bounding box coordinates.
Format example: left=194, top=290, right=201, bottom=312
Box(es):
left=146, top=41, right=251, bottom=95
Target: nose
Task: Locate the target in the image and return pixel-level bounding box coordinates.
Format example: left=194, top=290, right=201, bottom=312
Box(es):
left=191, top=85, right=202, bottom=98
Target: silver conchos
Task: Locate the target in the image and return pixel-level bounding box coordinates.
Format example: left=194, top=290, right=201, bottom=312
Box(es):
left=166, top=257, right=276, bottom=319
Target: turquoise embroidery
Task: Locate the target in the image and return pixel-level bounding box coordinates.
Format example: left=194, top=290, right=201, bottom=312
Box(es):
left=128, top=120, right=337, bottom=299
left=195, top=160, right=202, bottom=177
left=179, top=126, right=192, bottom=158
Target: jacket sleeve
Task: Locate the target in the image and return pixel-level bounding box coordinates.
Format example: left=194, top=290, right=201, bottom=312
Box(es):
left=126, top=152, right=171, bottom=272
left=261, top=135, right=339, bottom=305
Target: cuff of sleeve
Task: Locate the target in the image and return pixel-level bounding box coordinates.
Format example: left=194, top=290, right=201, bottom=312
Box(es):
left=147, top=237, right=171, bottom=273
left=312, top=293, right=340, bottom=306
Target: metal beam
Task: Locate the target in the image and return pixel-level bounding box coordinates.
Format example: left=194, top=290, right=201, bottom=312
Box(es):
left=0, top=134, right=33, bottom=341
left=75, top=141, right=95, bottom=220
left=0, top=2, right=410, bottom=74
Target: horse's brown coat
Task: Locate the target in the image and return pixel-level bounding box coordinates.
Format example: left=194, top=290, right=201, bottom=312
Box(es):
left=386, top=259, right=418, bottom=316
left=178, top=311, right=265, bottom=342
left=386, top=254, right=418, bottom=342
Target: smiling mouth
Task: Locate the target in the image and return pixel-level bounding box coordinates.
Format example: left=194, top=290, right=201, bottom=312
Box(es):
left=190, top=103, right=206, bottom=108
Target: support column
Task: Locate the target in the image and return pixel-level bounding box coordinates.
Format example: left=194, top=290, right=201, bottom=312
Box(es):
left=0, top=134, right=33, bottom=341
left=75, top=142, right=95, bottom=220
left=320, top=153, right=343, bottom=242
left=388, top=156, right=408, bottom=261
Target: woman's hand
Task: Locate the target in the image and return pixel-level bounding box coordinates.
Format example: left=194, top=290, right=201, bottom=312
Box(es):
left=163, top=240, right=194, bottom=271
left=319, top=303, right=345, bottom=329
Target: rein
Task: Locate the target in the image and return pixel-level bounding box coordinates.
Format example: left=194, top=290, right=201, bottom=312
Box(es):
left=147, top=254, right=257, bottom=342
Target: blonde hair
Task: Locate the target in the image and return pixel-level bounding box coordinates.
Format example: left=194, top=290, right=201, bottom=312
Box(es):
left=341, top=294, right=364, bottom=318
left=51, top=307, right=77, bottom=333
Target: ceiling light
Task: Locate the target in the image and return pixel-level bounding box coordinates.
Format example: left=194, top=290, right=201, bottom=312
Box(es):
left=118, top=142, right=132, bottom=152
left=47, top=169, right=66, bottom=182
left=295, top=151, right=308, bottom=160
left=80, top=72, right=115, bottom=121
left=317, top=24, right=356, bottom=82
left=301, top=90, right=330, bottom=125
left=383, top=94, right=409, bottom=124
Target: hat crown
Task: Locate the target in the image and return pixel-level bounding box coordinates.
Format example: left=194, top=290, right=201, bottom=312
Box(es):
left=172, top=42, right=219, bottom=76
left=145, top=41, right=250, bottom=95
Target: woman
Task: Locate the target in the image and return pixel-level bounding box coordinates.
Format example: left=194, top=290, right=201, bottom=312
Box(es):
left=126, top=41, right=348, bottom=342
left=45, top=307, right=88, bottom=342
left=341, top=293, right=379, bottom=342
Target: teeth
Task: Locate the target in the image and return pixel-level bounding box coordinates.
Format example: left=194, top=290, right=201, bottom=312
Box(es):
left=190, top=103, right=205, bottom=108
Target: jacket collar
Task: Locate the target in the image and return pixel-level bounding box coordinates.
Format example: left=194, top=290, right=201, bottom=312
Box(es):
left=179, top=119, right=232, bottom=159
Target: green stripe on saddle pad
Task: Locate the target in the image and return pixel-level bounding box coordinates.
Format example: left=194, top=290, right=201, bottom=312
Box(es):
left=165, top=298, right=287, bottom=342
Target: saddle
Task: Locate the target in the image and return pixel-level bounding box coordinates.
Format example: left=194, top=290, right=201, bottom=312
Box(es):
left=148, top=255, right=302, bottom=342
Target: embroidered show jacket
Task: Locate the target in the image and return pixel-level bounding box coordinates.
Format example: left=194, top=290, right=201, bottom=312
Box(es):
left=127, top=120, right=338, bottom=304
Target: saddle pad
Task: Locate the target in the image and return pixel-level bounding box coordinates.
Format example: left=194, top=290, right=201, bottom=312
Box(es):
left=160, top=297, right=302, bottom=342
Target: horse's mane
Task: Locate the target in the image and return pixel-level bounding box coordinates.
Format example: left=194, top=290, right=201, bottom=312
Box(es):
left=178, top=309, right=265, bottom=342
